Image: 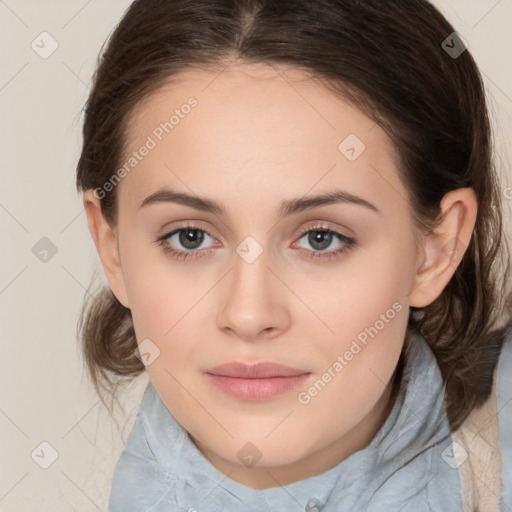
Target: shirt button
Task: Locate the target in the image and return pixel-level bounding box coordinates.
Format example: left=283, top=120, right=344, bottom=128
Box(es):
left=305, top=498, right=322, bottom=512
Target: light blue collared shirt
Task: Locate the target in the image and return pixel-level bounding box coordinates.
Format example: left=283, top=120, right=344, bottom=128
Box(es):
left=109, top=329, right=512, bottom=511
left=498, top=330, right=512, bottom=510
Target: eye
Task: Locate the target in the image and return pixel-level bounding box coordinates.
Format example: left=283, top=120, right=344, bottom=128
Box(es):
left=293, top=225, right=356, bottom=260
left=155, top=222, right=356, bottom=261
left=155, top=223, right=217, bottom=260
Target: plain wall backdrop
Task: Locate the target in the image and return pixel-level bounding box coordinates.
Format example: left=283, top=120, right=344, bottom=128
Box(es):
left=1, top=0, right=511, bottom=510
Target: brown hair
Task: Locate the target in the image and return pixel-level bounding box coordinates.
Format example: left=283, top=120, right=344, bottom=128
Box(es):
left=76, top=0, right=512, bottom=431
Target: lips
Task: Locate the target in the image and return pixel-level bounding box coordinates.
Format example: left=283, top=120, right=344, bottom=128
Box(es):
left=204, top=362, right=312, bottom=401
left=205, top=361, right=309, bottom=378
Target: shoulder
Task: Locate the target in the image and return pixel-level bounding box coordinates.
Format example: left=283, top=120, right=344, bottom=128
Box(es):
left=497, top=325, right=512, bottom=398
left=497, top=327, right=512, bottom=508
left=108, top=384, right=177, bottom=512
left=450, top=326, right=512, bottom=511
left=109, top=450, right=169, bottom=512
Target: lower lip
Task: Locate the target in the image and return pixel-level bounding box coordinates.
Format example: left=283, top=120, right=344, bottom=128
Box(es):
left=205, top=373, right=311, bottom=401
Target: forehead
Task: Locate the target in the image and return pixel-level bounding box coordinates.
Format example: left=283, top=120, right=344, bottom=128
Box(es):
left=118, top=62, right=408, bottom=217
left=126, top=61, right=381, bottom=151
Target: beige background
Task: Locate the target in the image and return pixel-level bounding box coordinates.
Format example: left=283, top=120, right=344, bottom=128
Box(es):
left=1, top=1, right=511, bottom=510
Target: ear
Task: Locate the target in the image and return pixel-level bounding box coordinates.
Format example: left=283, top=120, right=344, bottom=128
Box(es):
left=83, top=189, right=130, bottom=308
left=409, top=187, right=478, bottom=308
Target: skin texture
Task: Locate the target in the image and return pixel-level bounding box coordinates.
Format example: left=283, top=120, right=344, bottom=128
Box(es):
left=83, top=61, right=478, bottom=489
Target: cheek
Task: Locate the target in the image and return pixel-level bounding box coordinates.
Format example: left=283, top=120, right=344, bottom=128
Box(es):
left=295, top=239, right=413, bottom=343
left=298, top=242, right=412, bottom=427
left=291, top=237, right=412, bottom=406
left=293, top=295, right=407, bottom=455
left=300, top=275, right=407, bottom=403
left=122, top=246, right=218, bottom=395
left=121, top=238, right=204, bottom=335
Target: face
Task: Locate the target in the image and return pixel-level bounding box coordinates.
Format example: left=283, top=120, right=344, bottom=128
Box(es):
left=107, top=62, right=423, bottom=487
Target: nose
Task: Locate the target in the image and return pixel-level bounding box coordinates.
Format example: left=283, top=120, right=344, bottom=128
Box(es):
left=216, top=242, right=291, bottom=342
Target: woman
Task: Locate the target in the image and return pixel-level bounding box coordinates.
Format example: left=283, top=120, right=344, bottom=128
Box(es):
left=76, top=1, right=512, bottom=510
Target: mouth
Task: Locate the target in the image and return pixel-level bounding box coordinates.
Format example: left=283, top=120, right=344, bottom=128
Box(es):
left=204, top=361, right=312, bottom=401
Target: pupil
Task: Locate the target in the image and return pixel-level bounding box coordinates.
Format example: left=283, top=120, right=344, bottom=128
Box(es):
left=180, top=229, right=204, bottom=249
left=309, top=230, right=331, bottom=250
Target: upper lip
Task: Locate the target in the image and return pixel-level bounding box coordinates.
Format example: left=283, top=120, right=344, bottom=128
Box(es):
left=205, top=362, right=310, bottom=378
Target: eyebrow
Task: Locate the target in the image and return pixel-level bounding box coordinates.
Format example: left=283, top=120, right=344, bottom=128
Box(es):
left=139, top=188, right=382, bottom=217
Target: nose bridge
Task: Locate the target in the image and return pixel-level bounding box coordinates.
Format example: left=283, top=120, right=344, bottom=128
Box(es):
left=216, top=235, right=289, bottom=340
left=233, top=237, right=270, bottom=295
left=230, top=236, right=275, bottom=310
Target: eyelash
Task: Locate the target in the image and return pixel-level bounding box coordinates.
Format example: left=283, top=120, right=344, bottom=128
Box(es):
left=155, top=222, right=356, bottom=261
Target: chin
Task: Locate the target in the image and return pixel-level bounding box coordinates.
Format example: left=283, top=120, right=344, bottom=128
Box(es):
left=209, top=433, right=312, bottom=468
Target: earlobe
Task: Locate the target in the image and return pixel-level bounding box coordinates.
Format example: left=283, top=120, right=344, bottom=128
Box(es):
left=409, top=187, right=478, bottom=308
left=83, top=190, right=130, bottom=308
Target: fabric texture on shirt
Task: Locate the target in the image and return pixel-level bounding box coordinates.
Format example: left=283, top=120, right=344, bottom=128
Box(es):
left=498, top=332, right=512, bottom=510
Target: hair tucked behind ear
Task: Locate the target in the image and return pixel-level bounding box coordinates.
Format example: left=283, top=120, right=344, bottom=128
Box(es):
left=76, top=0, right=512, bottom=429
left=77, top=279, right=144, bottom=407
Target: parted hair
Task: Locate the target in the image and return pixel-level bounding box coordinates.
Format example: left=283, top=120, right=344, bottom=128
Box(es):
left=76, top=0, right=512, bottom=431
